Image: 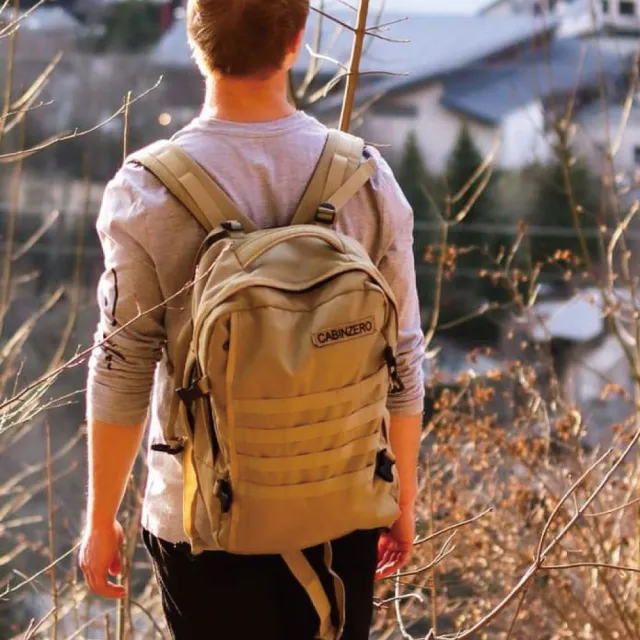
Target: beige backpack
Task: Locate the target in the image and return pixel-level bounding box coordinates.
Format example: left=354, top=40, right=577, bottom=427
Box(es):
left=132, top=130, right=403, bottom=639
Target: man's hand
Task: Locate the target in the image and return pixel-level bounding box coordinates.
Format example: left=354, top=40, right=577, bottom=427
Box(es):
left=80, top=520, right=126, bottom=599
left=375, top=504, right=416, bottom=580
left=376, top=412, right=422, bottom=580
left=81, top=419, right=144, bottom=598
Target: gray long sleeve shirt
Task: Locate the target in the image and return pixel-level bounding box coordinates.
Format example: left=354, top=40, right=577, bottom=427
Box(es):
left=87, top=111, right=425, bottom=544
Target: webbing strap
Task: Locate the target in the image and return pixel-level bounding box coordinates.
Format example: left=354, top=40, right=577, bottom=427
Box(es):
left=130, top=140, right=257, bottom=233
left=234, top=366, right=388, bottom=415
left=325, top=543, right=346, bottom=639
left=282, top=544, right=342, bottom=640
left=290, top=130, right=365, bottom=226
left=164, top=323, right=196, bottom=445
left=325, top=159, right=375, bottom=213
left=323, top=154, right=349, bottom=204
left=239, top=466, right=374, bottom=500
left=182, top=437, right=200, bottom=543
left=235, top=398, right=386, bottom=445
left=237, top=432, right=379, bottom=472
left=321, top=134, right=363, bottom=204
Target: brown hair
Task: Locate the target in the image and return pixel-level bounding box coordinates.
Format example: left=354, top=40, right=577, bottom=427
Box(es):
left=187, top=0, right=310, bottom=78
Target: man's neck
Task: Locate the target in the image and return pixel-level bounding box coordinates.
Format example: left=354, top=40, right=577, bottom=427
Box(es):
left=203, top=73, right=296, bottom=123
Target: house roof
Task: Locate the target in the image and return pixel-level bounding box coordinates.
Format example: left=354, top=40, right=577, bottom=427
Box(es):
left=304, top=12, right=556, bottom=75
left=440, top=37, right=625, bottom=124
left=479, top=0, right=515, bottom=14
left=151, top=10, right=557, bottom=84
left=304, top=11, right=558, bottom=113
left=151, top=15, right=193, bottom=68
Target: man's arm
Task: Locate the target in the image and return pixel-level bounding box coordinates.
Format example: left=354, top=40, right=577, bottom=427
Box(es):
left=81, top=173, right=167, bottom=598
left=365, top=147, right=426, bottom=577
left=390, top=413, right=423, bottom=509
left=80, top=420, right=145, bottom=598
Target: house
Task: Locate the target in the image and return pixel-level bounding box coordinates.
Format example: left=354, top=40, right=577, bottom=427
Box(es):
left=575, top=99, right=640, bottom=182
left=0, top=5, right=81, bottom=62
left=481, top=0, right=583, bottom=17
left=481, top=0, right=640, bottom=182
left=0, top=5, right=81, bottom=96
left=516, top=286, right=635, bottom=448
left=323, top=33, right=623, bottom=172
left=302, top=11, right=624, bottom=172
left=483, top=0, right=640, bottom=55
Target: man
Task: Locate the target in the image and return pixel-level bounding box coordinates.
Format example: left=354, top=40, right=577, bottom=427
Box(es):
left=80, top=0, right=424, bottom=638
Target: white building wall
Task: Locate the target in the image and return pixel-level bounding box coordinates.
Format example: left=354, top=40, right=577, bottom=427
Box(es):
left=501, top=102, right=553, bottom=168
left=602, top=0, right=640, bottom=29
left=576, top=106, right=640, bottom=175
left=362, top=84, right=549, bottom=173
left=362, top=84, right=501, bottom=174
left=487, top=0, right=640, bottom=38
left=609, top=120, right=640, bottom=171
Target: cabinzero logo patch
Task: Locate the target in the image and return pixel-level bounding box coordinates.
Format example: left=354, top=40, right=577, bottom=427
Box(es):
left=312, top=317, right=376, bottom=347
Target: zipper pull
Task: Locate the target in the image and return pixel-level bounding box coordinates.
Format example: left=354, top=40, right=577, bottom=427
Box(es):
left=384, top=346, right=406, bottom=395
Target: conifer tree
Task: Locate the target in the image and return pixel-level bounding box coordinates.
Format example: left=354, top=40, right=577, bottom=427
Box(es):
left=529, top=146, right=602, bottom=271
left=397, top=131, right=431, bottom=223
left=396, top=131, right=436, bottom=316
left=444, top=124, right=501, bottom=288
left=100, top=1, right=163, bottom=52
left=446, top=124, right=495, bottom=228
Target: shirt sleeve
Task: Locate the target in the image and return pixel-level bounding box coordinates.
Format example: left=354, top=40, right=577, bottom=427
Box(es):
left=87, top=171, right=167, bottom=427
left=367, top=146, right=426, bottom=417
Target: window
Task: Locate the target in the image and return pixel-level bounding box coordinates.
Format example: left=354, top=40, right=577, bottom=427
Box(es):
left=633, top=146, right=640, bottom=165
left=602, top=0, right=609, bottom=12
left=619, top=1, right=636, bottom=16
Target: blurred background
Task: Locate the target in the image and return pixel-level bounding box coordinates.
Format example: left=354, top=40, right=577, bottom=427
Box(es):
left=3, top=1, right=640, bottom=638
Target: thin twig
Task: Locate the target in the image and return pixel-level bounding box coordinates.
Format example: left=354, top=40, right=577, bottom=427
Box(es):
left=0, top=79, right=162, bottom=163
left=2, top=543, right=80, bottom=598
left=542, top=562, right=640, bottom=574
left=45, top=422, right=58, bottom=640
left=586, top=496, right=640, bottom=518
left=505, top=587, right=529, bottom=640
left=414, top=508, right=493, bottom=546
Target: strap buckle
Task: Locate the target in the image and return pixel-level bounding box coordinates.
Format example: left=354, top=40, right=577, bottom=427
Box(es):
left=315, top=203, right=337, bottom=227
left=176, top=376, right=211, bottom=406
left=375, top=449, right=396, bottom=483
left=220, top=220, right=244, bottom=232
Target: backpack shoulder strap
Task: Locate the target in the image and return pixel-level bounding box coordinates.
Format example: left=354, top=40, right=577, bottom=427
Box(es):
left=129, top=140, right=258, bottom=233
left=290, top=129, right=373, bottom=226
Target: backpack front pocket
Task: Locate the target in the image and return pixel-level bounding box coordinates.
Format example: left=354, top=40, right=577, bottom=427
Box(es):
left=217, top=367, right=398, bottom=553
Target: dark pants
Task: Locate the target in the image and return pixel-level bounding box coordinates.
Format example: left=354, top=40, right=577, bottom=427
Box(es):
left=143, top=528, right=380, bottom=640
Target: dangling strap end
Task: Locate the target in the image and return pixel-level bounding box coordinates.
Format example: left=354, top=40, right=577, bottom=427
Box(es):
left=151, top=437, right=186, bottom=456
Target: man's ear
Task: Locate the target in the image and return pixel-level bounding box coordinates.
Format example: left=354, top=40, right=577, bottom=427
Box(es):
left=283, top=29, right=305, bottom=70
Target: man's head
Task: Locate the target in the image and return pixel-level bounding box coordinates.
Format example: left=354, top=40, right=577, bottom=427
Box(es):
left=187, top=0, right=310, bottom=79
